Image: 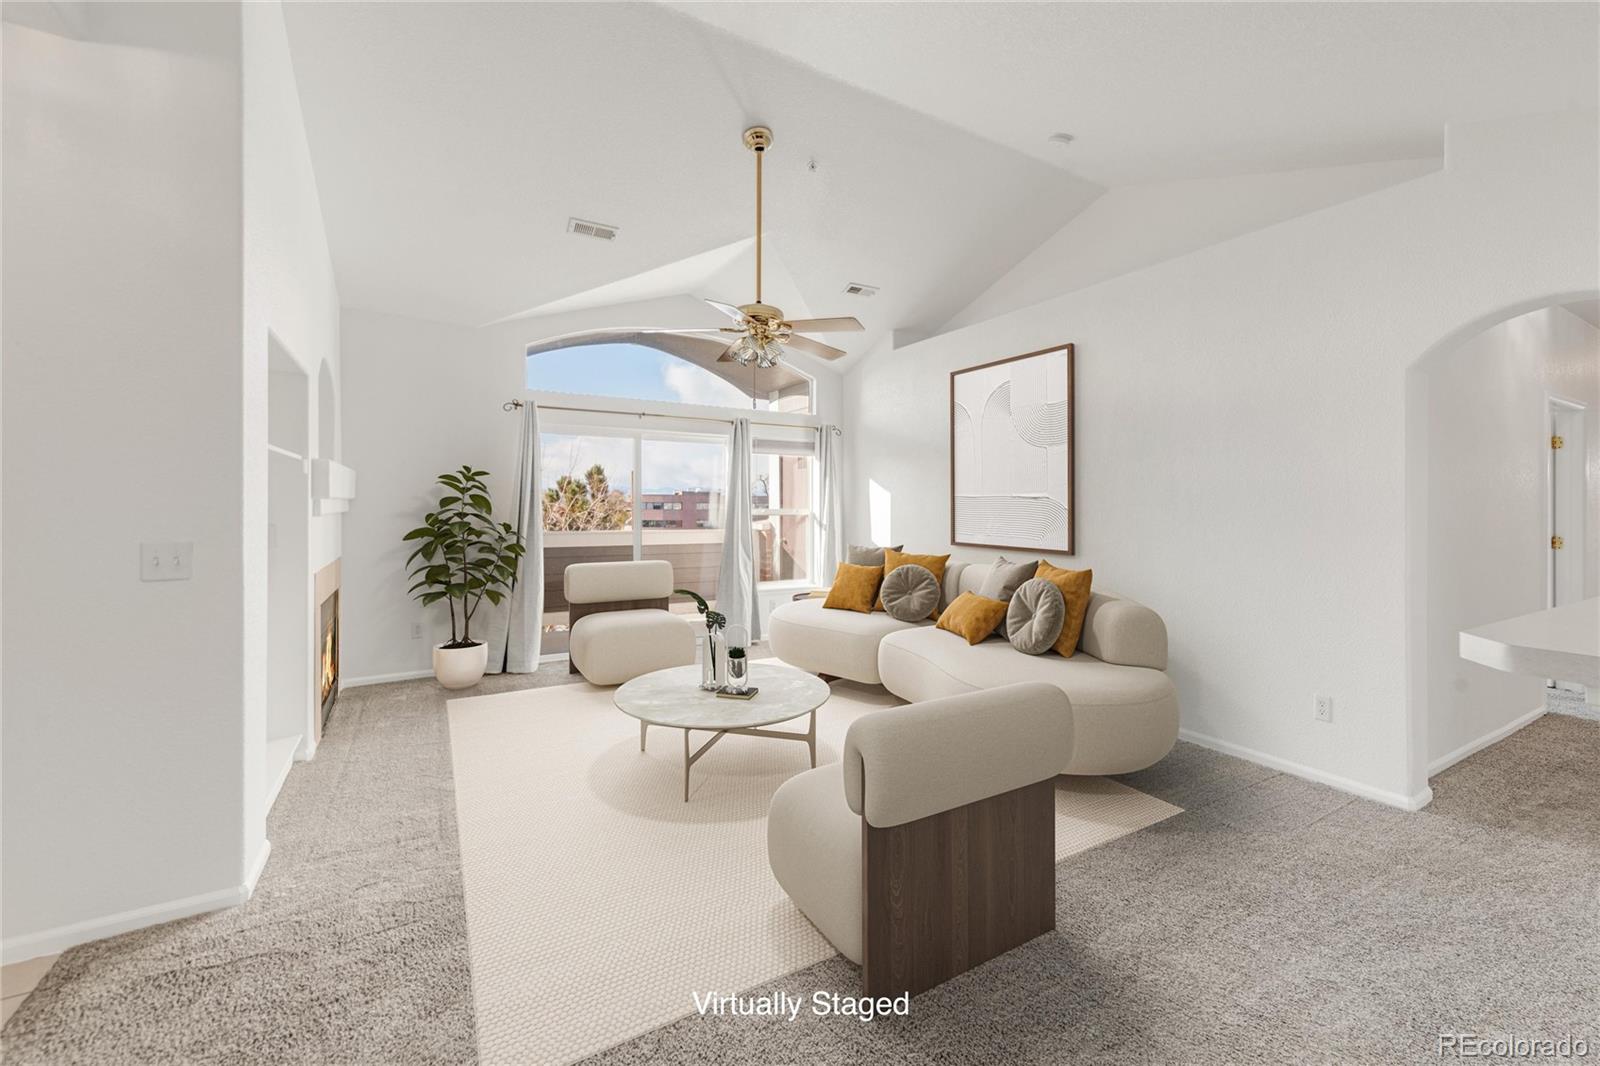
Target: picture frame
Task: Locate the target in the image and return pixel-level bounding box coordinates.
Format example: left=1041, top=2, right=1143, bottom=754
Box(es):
left=949, top=343, right=1075, bottom=554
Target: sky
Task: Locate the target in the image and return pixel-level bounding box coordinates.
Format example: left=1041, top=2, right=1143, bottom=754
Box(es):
left=526, top=343, right=753, bottom=409
left=529, top=344, right=741, bottom=497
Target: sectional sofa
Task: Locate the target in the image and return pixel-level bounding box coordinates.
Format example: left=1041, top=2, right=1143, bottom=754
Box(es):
left=767, top=559, right=1178, bottom=775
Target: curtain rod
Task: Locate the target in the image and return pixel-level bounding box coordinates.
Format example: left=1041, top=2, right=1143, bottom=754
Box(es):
left=502, top=398, right=841, bottom=434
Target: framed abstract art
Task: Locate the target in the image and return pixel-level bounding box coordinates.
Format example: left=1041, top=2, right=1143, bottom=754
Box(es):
left=949, top=343, right=1074, bottom=553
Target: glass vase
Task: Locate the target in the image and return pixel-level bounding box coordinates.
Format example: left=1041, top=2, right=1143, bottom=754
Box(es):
left=725, top=650, right=749, bottom=694
left=722, top=623, right=750, bottom=694
left=700, top=628, right=721, bottom=691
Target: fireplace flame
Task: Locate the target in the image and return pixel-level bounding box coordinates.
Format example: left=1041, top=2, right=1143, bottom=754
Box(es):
left=320, top=627, right=337, bottom=704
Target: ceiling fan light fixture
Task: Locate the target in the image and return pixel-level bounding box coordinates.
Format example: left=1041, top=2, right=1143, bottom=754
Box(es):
left=756, top=338, right=784, bottom=370
left=728, top=334, right=759, bottom=367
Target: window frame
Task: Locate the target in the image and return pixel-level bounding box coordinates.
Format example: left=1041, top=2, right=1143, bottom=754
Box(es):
left=751, top=434, right=820, bottom=588
left=536, top=399, right=823, bottom=589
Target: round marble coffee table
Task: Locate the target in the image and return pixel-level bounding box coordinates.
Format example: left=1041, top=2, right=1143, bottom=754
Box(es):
left=614, top=663, right=831, bottom=802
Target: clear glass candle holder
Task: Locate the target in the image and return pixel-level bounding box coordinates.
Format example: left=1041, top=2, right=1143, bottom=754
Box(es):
left=725, top=647, right=748, bottom=694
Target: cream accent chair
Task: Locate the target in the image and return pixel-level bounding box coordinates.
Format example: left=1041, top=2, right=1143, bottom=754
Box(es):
left=767, top=682, right=1072, bottom=997
left=565, top=560, right=696, bottom=685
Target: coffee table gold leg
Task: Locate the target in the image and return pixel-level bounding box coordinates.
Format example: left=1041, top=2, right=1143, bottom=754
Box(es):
left=640, top=720, right=648, bottom=752
left=807, top=709, right=817, bottom=767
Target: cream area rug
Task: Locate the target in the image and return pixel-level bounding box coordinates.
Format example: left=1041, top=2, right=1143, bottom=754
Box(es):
left=447, top=677, right=1182, bottom=1066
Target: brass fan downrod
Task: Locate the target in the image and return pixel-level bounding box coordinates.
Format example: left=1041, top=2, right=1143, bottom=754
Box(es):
left=744, top=126, right=772, bottom=306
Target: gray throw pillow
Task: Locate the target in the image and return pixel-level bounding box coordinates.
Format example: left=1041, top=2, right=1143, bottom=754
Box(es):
left=1007, top=578, right=1066, bottom=655
left=978, top=555, right=1039, bottom=603
left=847, top=543, right=903, bottom=567
left=880, top=564, right=940, bottom=622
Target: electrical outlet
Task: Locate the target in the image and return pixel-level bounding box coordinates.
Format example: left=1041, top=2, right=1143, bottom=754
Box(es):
left=1313, top=694, right=1333, bottom=723
left=140, top=541, right=193, bottom=582
left=411, top=622, right=424, bottom=640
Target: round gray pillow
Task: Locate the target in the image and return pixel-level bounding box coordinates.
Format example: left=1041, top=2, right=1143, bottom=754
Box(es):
left=1007, top=578, right=1066, bottom=655
left=880, top=564, right=940, bottom=622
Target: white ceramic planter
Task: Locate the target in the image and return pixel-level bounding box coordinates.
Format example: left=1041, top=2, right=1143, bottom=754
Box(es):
left=433, top=641, right=488, bottom=689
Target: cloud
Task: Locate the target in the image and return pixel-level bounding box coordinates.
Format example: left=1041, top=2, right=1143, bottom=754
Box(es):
left=540, top=433, right=728, bottom=500
left=662, top=361, right=749, bottom=409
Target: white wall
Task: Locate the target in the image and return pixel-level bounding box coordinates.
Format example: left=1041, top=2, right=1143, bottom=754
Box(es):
left=844, top=111, right=1598, bottom=809
left=341, top=310, right=522, bottom=683
left=340, top=298, right=844, bottom=684
left=1421, top=306, right=1599, bottom=770
left=2, top=4, right=249, bottom=958
left=943, top=157, right=1441, bottom=332
left=243, top=0, right=343, bottom=784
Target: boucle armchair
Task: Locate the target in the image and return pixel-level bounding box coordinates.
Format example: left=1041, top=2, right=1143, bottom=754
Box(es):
left=564, top=560, right=695, bottom=685
left=767, top=682, right=1072, bottom=997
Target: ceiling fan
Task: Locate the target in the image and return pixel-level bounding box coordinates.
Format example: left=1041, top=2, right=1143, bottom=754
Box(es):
left=657, top=126, right=863, bottom=369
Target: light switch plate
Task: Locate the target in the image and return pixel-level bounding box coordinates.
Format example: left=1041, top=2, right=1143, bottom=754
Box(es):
left=140, top=541, right=193, bottom=582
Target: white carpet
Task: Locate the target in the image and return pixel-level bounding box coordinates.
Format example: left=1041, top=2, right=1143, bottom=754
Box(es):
left=447, top=677, right=1181, bottom=1066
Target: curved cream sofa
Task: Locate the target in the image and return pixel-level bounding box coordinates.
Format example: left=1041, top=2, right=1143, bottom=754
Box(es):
left=768, top=560, right=1178, bottom=775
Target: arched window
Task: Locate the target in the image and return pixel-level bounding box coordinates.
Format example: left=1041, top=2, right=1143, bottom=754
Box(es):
left=525, top=333, right=812, bottom=413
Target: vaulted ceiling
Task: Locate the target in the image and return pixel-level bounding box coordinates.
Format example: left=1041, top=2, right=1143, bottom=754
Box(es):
left=281, top=1, right=1098, bottom=360
left=282, top=1, right=1597, bottom=365
left=670, top=2, right=1599, bottom=185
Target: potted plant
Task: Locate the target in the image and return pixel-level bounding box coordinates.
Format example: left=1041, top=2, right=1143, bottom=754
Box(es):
left=404, top=466, right=526, bottom=689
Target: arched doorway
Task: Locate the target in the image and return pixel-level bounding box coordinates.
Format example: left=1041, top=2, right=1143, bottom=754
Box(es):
left=1404, top=291, right=1600, bottom=802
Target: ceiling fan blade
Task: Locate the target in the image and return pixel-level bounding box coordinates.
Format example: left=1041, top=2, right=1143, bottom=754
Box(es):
left=784, top=334, right=848, bottom=361
left=783, top=316, right=864, bottom=333
left=632, top=327, right=743, bottom=336
left=704, top=299, right=749, bottom=323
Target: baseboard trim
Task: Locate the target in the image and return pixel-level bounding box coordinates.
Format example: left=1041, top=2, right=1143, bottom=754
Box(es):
left=1178, top=728, right=1433, bottom=812
left=1426, top=705, right=1546, bottom=777
left=346, top=660, right=569, bottom=687
left=1, top=840, right=273, bottom=964
left=2, top=879, right=249, bottom=965
left=244, top=839, right=272, bottom=898
left=342, top=668, right=435, bottom=688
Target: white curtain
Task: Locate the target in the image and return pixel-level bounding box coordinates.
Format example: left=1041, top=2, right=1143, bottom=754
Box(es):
left=817, top=424, right=844, bottom=582
left=716, top=417, right=760, bottom=641
left=484, top=402, right=545, bottom=672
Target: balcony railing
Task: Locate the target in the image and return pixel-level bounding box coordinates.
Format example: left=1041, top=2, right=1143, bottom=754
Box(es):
left=540, top=523, right=804, bottom=653
left=543, top=529, right=724, bottom=613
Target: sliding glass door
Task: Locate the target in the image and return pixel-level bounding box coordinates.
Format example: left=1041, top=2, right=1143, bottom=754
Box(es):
left=538, top=427, right=728, bottom=653
left=640, top=434, right=727, bottom=616
left=539, top=433, right=635, bottom=654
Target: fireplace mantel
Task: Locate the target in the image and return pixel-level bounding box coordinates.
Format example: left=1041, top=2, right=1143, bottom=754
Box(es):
left=312, top=458, right=356, bottom=516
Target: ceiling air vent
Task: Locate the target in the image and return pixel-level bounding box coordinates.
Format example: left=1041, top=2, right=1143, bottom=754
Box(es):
left=842, top=282, right=879, bottom=297
left=567, top=217, right=619, bottom=241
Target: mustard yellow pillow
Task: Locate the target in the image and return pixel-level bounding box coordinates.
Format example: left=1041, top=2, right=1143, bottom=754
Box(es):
left=1034, top=561, right=1093, bottom=656
left=875, top=548, right=951, bottom=618
left=936, top=592, right=1010, bottom=645
left=823, top=563, right=883, bottom=613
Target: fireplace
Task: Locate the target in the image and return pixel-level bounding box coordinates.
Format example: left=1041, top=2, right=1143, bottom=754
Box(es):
left=318, top=590, right=339, bottom=724
left=315, top=560, right=341, bottom=737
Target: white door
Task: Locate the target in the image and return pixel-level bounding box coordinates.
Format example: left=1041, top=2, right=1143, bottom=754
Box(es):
left=1549, top=401, right=1586, bottom=609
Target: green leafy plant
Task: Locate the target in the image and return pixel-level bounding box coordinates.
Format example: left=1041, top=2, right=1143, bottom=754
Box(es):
left=674, top=588, right=726, bottom=633
left=404, top=466, right=526, bottom=648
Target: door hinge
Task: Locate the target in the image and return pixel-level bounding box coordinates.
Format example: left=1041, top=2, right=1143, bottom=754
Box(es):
left=1552, top=535, right=1565, bottom=550
left=1552, top=434, right=1565, bottom=450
